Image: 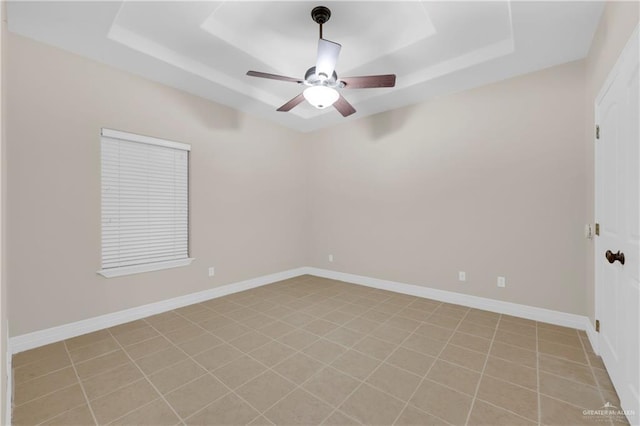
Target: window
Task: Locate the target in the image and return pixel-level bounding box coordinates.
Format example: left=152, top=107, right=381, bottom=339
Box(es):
left=98, top=128, right=193, bottom=278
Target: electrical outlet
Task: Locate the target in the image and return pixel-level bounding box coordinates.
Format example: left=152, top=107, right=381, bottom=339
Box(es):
left=208, top=267, right=215, bottom=277
left=497, top=276, right=506, bottom=288
left=458, top=271, right=466, bottom=282
left=328, top=254, right=334, bottom=262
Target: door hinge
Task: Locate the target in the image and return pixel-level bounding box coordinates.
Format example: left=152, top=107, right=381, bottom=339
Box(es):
left=595, top=319, right=600, bottom=332
left=595, top=223, right=600, bottom=236
left=596, top=124, right=600, bottom=140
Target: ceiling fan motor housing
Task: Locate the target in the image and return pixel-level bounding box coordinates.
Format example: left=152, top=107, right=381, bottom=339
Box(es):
left=311, top=6, right=331, bottom=24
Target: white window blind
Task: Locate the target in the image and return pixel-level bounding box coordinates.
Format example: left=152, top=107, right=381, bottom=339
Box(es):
left=99, top=129, right=192, bottom=277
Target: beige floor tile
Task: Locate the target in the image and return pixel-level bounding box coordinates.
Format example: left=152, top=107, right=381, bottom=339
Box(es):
left=239, top=313, right=276, bottom=329
left=353, top=336, right=396, bottom=360
left=539, top=371, right=603, bottom=409
left=68, top=336, right=120, bottom=364
left=402, top=333, right=446, bottom=357
left=236, top=370, right=296, bottom=412
left=303, top=319, right=341, bottom=336
left=493, top=329, right=537, bottom=351
left=497, top=321, right=537, bottom=336
left=192, top=343, right=242, bottom=372
left=592, top=366, right=616, bottom=392
left=213, top=354, right=266, bottom=389
left=224, top=307, right=259, bottom=322
left=537, top=323, right=579, bottom=336
left=457, top=321, right=496, bottom=339
left=408, top=299, right=442, bottom=312
left=14, top=351, right=71, bottom=383
left=386, top=316, right=421, bottom=332
left=427, top=360, right=481, bottom=396
left=484, top=356, right=537, bottom=390
left=369, top=323, right=412, bottom=345
left=539, top=354, right=597, bottom=387
left=302, top=339, right=347, bottom=364
left=258, top=320, right=297, bottom=339
left=538, top=340, right=588, bottom=364
left=65, top=330, right=112, bottom=351
left=331, top=350, right=381, bottom=381
left=40, top=404, right=95, bottom=426
left=249, top=340, right=297, bottom=367
left=82, top=362, right=143, bottom=401
left=110, top=399, right=180, bottom=426
left=387, top=347, right=436, bottom=376
left=152, top=317, right=193, bottom=335
left=124, top=336, right=173, bottom=360
left=177, top=333, right=223, bottom=357
left=75, top=350, right=131, bottom=380
left=410, top=379, right=473, bottom=425
left=265, top=389, right=334, bottom=425
left=366, top=362, right=421, bottom=402
left=344, top=317, right=381, bottom=334
left=90, top=379, right=159, bottom=424
left=113, top=325, right=160, bottom=347
left=273, top=352, right=325, bottom=385
left=163, top=323, right=206, bottom=345
left=14, top=367, right=78, bottom=406
left=397, top=307, right=431, bottom=322
left=209, top=322, right=252, bottom=342
left=476, top=375, right=538, bottom=422
left=281, top=311, right=316, bottom=327
left=198, top=315, right=235, bottom=332
left=148, top=358, right=207, bottom=394
left=540, top=395, right=594, bottom=425
left=395, top=404, right=448, bottom=425
left=165, top=374, right=229, bottom=419
left=501, top=315, right=536, bottom=328
left=12, top=342, right=68, bottom=369
left=449, top=332, right=491, bottom=354
left=538, top=328, right=582, bottom=348
left=278, top=329, right=320, bottom=350
left=468, top=399, right=536, bottom=426
left=424, top=313, right=462, bottom=329
left=360, top=308, right=392, bottom=323
left=248, top=415, right=275, bottom=426
left=321, top=410, right=360, bottom=425
left=228, top=330, right=272, bottom=353
left=490, top=341, right=537, bottom=368
left=145, top=311, right=182, bottom=325
left=186, top=392, right=259, bottom=426
left=322, top=309, right=359, bottom=325
left=135, top=346, right=187, bottom=375
left=303, top=366, right=361, bottom=407
left=414, top=323, right=455, bottom=341
left=12, top=384, right=86, bottom=425
left=587, top=352, right=607, bottom=370
left=325, top=327, right=366, bottom=348
left=109, top=320, right=153, bottom=335
left=440, top=344, right=487, bottom=371
left=340, top=383, right=405, bottom=425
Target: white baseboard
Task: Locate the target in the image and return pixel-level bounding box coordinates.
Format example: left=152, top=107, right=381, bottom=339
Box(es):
left=9, top=268, right=308, bottom=354
left=305, top=267, right=590, bottom=331
left=9, top=266, right=591, bottom=356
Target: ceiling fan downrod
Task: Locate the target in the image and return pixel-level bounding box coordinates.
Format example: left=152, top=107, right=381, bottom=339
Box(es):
left=311, top=6, right=331, bottom=39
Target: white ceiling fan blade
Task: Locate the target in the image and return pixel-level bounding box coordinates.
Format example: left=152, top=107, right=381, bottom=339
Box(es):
left=316, top=38, right=341, bottom=80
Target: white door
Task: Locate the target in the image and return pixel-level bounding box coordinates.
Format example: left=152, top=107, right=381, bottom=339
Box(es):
left=595, top=24, right=639, bottom=424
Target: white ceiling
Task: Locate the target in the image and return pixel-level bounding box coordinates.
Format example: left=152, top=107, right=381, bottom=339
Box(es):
left=7, top=1, right=604, bottom=133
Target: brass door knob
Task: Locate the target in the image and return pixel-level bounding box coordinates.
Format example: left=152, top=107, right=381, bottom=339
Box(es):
left=605, top=250, right=625, bottom=265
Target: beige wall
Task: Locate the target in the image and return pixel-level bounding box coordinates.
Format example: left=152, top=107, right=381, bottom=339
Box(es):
left=308, top=60, right=588, bottom=315
left=6, top=33, right=309, bottom=336
left=584, top=1, right=639, bottom=323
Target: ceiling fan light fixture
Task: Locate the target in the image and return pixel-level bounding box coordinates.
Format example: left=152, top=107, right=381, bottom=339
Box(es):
left=303, top=85, right=339, bottom=109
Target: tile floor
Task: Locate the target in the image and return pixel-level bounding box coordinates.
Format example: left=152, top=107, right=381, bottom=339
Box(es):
left=12, top=275, right=628, bottom=426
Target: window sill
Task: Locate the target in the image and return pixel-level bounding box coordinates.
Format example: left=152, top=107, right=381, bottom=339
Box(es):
left=97, top=258, right=194, bottom=278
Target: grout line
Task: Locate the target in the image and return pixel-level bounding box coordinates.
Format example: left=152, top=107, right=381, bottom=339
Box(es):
left=463, top=312, right=500, bottom=426
left=62, top=341, right=99, bottom=426
left=105, top=328, right=187, bottom=426
left=536, top=320, right=542, bottom=426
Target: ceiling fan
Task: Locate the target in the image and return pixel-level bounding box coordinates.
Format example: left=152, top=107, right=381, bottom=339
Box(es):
left=246, top=6, right=396, bottom=117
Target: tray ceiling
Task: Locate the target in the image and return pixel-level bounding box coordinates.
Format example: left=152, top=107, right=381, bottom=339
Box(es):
left=7, top=1, right=604, bottom=132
